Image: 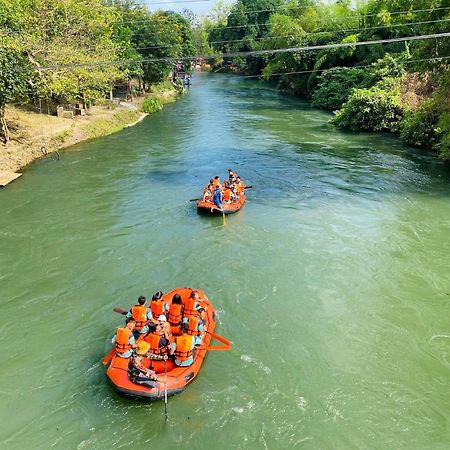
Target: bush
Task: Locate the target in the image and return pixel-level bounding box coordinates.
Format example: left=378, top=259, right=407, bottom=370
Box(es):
left=400, top=102, right=440, bottom=150
left=331, top=84, right=403, bottom=132
left=312, top=67, right=370, bottom=110
left=140, top=97, right=163, bottom=114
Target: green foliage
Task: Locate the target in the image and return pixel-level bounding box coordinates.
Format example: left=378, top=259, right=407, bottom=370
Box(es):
left=400, top=73, right=450, bottom=159
left=141, top=97, right=163, bottom=114
left=312, top=67, right=369, bottom=110
left=0, top=44, right=31, bottom=142
left=332, top=83, right=404, bottom=132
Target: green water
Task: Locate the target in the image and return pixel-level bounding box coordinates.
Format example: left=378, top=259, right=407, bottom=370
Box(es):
left=1, top=73, right=449, bottom=449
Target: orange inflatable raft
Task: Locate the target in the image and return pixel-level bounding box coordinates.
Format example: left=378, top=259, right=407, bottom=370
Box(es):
left=103, top=287, right=230, bottom=400
left=197, top=192, right=246, bottom=215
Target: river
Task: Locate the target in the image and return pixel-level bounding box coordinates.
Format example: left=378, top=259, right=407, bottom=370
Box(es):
left=1, top=72, right=449, bottom=449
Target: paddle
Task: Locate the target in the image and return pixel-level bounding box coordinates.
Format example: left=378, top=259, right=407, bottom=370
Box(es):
left=102, top=347, right=116, bottom=366
left=113, top=307, right=128, bottom=315
left=198, top=331, right=231, bottom=351
left=244, top=185, right=253, bottom=189
left=163, top=358, right=169, bottom=422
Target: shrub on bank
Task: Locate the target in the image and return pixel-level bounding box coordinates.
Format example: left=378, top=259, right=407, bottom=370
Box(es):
left=400, top=73, right=450, bottom=159
left=312, top=67, right=369, bottom=110
left=331, top=81, right=403, bottom=132
left=141, top=97, right=163, bottom=114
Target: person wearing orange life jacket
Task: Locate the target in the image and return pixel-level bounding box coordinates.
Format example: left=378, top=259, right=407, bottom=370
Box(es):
left=149, top=291, right=168, bottom=324
left=126, top=295, right=153, bottom=336
left=222, top=181, right=234, bottom=204
left=171, top=324, right=196, bottom=367
left=183, top=290, right=202, bottom=319
left=143, top=323, right=171, bottom=356
left=212, top=176, right=220, bottom=188
left=184, top=308, right=206, bottom=345
left=235, top=176, right=245, bottom=196
left=168, top=294, right=184, bottom=336
left=112, top=317, right=137, bottom=358
left=157, top=314, right=172, bottom=342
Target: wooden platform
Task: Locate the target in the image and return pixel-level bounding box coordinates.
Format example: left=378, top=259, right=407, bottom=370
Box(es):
left=0, top=170, right=22, bottom=187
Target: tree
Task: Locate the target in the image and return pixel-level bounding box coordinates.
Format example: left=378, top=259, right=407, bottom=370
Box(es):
left=0, top=46, right=30, bottom=143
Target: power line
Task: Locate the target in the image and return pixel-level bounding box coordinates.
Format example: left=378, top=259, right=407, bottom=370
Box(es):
left=207, top=18, right=450, bottom=46
left=130, top=17, right=450, bottom=52
left=115, top=6, right=450, bottom=26
left=41, top=32, right=450, bottom=71
left=242, top=56, right=450, bottom=78
left=218, top=5, right=450, bottom=19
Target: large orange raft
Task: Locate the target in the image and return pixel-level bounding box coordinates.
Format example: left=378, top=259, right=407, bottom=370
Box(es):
left=104, top=287, right=230, bottom=400
left=197, top=192, right=246, bottom=215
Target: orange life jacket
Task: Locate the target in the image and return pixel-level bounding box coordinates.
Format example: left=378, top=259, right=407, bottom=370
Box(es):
left=213, top=178, right=220, bottom=187
left=183, top=298, right=198, bottom=318
left=151, top=300, right=165, bottom=319
left=131, top=305, right=148, bottom=330
left=174, top=334, right=194, bottom=361
left=223, top=189, right=232, bottom=201
left=236, top=182, right=244, bottom=193
left=145, top=333, right=169, bottom=355
left=168, top=303, right=183, bottom=325
left=187, top=316, right=201, bottom=336
left=115, top=327, right=132, bottom=354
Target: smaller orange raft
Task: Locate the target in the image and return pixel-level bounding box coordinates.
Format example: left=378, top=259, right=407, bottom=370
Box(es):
left=103, top=287, right=230, bottom=400
left=197, top=192, right=246, bottom=215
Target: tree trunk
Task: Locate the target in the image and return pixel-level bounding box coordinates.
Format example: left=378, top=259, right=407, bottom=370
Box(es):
left=0, top=104, right=9, bottom=144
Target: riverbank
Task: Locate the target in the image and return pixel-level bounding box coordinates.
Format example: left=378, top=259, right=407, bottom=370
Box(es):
left=0, top=83, right=182, bottom=175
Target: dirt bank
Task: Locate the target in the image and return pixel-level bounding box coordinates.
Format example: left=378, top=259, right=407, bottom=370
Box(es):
left=0, top=84, right=181, bottom=174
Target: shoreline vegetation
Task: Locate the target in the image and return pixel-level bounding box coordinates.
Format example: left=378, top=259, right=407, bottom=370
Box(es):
left=0, top=0, right=196, bottom=179
left=198, top=0, right=450, bottom=160
left=0, top=82, right=182, bottom=174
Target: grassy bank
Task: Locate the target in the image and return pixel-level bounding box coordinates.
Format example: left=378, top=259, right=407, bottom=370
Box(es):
left=0, top=82, right=182, bottom=174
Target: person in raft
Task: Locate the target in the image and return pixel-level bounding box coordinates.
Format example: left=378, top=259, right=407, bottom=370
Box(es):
left=212, top=176, right=220, bottom=187
left=171, top=324, right=196, bottom=367
left=168, top=293, right=184, bottom=335
left=222, top=181, right=234, bottom=204
left=143, top=323, right=171, bottom=356
left=149, top=291, right=168, bottom=324
left=212, top=186, right=223, bottom=212
left=157, top=314, right=172, bottom=341
left=128, top=341, right=166, bottom=388
left=184, top=308, right=206, bottom=345
left=112, top=317, right=137, bottom=358
left=228, top=169, right=237, bottom=183
left=126, top=295, right=153, bottom=337
left=183, top=290, right=202, bottom=319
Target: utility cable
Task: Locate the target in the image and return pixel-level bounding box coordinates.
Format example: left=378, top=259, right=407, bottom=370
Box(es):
left=242, top=55, right=450, bottom=78
left=40, top=32, right=450, bottom=71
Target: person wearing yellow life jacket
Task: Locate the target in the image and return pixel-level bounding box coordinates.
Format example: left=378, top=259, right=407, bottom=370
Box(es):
left=171, top=324, right=195, bottom=367
left=182, top=290, right=202, bottom=319
left=168, top=294, right=184, bottom=336
left=143, top=323, right=171, bottom=356
left=150, top=291, right=168, bottom=324
left=126, top=295, right=153, bottom=336
left=112, top=318, right=137, bottom=358
left=127, top=341, right=162, bottom=388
